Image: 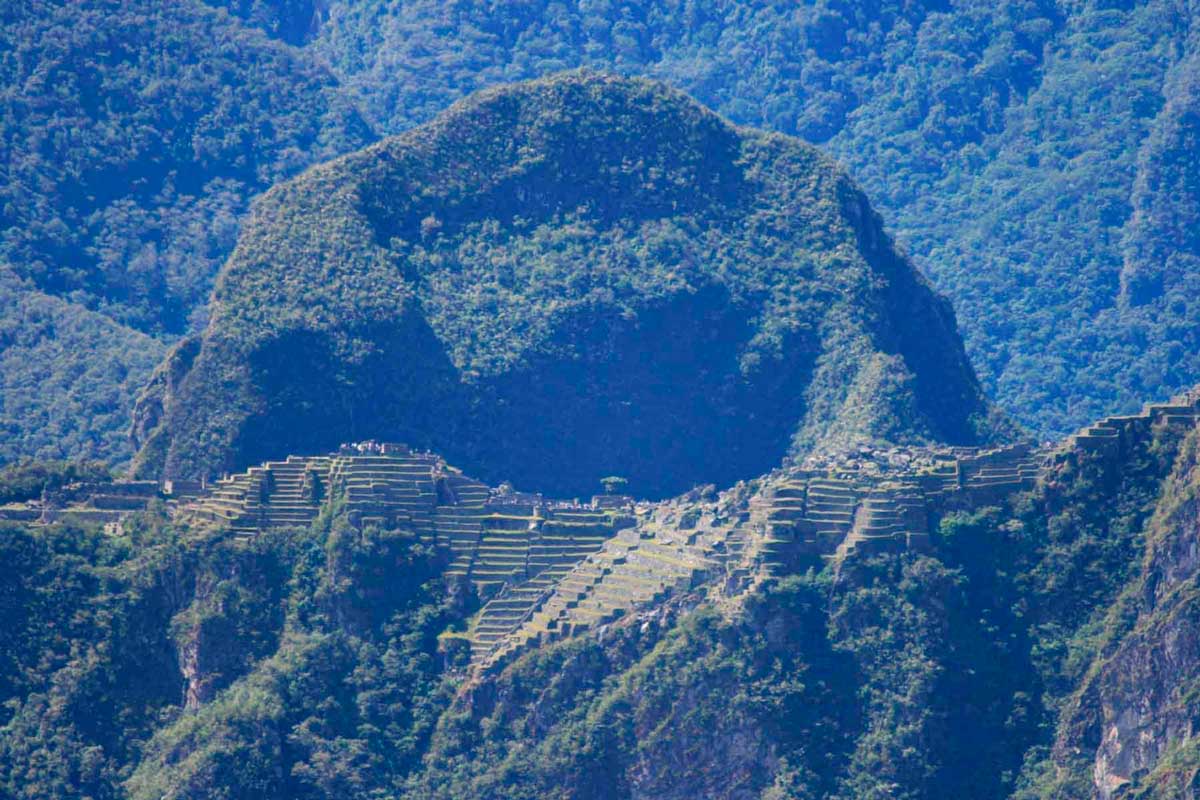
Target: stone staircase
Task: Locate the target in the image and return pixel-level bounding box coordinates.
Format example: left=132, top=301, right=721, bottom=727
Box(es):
left=756, top=442, right=1051, bottom=569
left=757, top=474, right=859, bottom=569
left=261, top=457, right=327, bottom=528
left=468, top=578, right=556, bottom=662
left=172, top=438, right=1068, bottom=668
left=475, top=495, right=756, bottom=670
left=186, top=468, right=263, bottom=533
left=470, top=512, right=537, bottom=595
left=799, top=477, right=859, bottom=552
left=958, top=444, right=1042, bottom=505
left=177, top=446, right=631, bottom=664
left=466, top=507, right=627, bottom=662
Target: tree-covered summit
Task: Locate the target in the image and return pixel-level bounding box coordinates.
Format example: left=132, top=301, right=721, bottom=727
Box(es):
left=132, top=72, right=1007, bottom=497
left=293, top=0, right=1200, bottom=438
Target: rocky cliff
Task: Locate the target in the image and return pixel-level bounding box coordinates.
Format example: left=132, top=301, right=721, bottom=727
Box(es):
left=1055, top=429, right=1200, bottom=798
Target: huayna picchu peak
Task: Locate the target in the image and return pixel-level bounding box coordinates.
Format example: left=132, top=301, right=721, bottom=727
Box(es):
left=129, top=72, right=1007, bottom=498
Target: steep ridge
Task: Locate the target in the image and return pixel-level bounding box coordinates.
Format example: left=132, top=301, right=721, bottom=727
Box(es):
left=131, top=72, right=1007, bottom=498
left=10, top=2, right=1200, bottom=476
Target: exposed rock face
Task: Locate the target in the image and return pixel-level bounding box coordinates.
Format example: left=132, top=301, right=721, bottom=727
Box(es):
left=129, top=336, right=201, bottom=478
left=177, top=616, right=217, bottom=711
left=1058, top=431, right=1200, bottom=799
left=1088, top=609, right=1200, bottom=799
left=132, top=72, right=1004, bottom=498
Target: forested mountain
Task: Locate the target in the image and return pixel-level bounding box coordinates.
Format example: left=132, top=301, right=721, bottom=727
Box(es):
left=5, top=3, right=1200, bottom=799
left=1, top=0, right=370, bottom=329
left=6, top=0, right=1200, bottom=466
left=0, top=0, right=372, bottom=463
left=130, top=73, right=1006, bottom=497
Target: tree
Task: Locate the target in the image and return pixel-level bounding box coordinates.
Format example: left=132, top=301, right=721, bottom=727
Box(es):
left=600, top=476, right=628, bottom=495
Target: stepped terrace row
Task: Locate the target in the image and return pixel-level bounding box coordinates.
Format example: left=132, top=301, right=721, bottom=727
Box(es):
left=175, top=445, right=638, bottom=660
left=164, top=396, right=1200, bottom=669
left=474, top=486, right=760, bottom=669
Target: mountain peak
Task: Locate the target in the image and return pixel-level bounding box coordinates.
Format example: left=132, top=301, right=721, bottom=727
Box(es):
left=132, top=74, right=1005, bottom=497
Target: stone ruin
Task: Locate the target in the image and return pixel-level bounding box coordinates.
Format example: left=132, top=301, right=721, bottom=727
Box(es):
left=468, top=391, right=1200, bottom=672
left=4, top=389, right=1200, bottom=672
left=158, top=435, right=1090, bottom=670
left=0, top=476, right=206, bottom=527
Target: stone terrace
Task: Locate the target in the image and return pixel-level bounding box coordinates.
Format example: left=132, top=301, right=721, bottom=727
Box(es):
left=30, top=387, right=1196, bottom=671
left=173, top=443, right=635, bottom=664
left=0, top=476, right=204, bottom=532
left=475, top=388, right=1200, bottom=670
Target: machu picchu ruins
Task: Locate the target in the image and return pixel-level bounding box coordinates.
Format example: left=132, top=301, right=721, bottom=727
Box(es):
left=6, top=390, right=1200, bottom=672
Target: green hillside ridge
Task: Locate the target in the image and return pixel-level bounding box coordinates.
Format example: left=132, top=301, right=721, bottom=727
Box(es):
left=7, top=6, right=1200, bottom=794
left=291, top=0, right=1200, bottom=438
left=131, top=72, right=1006, bottom=497
left=0, top=0, right=371, bottom=329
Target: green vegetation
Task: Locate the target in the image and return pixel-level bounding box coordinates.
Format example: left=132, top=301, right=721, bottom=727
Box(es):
left=0, top=499, right=462, bottom=799
left=135, top=72, right=1003, bottom=497
left=124, top=521, right=459, bottom=800
left=1, top=0, right=369, bottom=329
left=0, top=517, right=184, bottom=799
left=0, top=457, right=111, bottom=504
left=297, top=0, right=1200, bottom=436
left=0, top=0, right=373, bottom=466
left=0, top=265, right=168, bottom=464
left=7, top=0, right=1200, bottom=466
left=5, top=4, right=1200, bottom=794
left=390, top=411, right=1195, bottom=800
